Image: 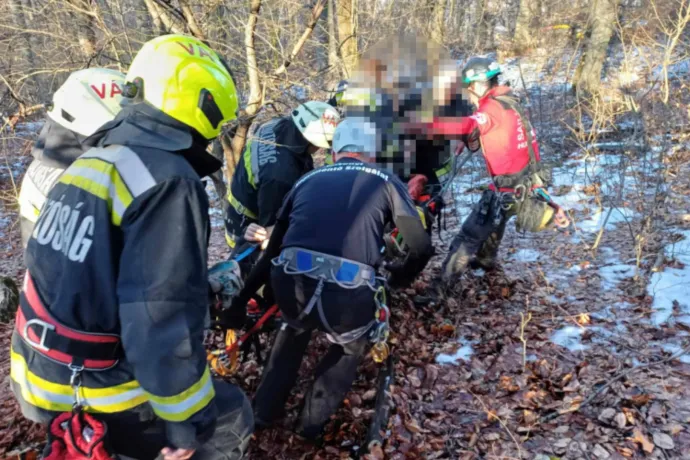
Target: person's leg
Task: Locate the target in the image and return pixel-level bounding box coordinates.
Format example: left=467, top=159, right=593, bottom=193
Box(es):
left=253, top=325, right=312, bottom=424
left=297, top=335, right=370, bottom=439
left=97, top=406, right=166, bottom=460
left=473, top=208, right=511, bottom=270
left=296, top=286, right=375, bottom=439
left=104, top=381, right=253, bottom=460
left=442, top=190, right=497, bottom=280
left=194, top=381, right=254, bottom=460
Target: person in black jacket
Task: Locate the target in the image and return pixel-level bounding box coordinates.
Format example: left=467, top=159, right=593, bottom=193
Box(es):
left=17, top=68, right=126, bottom=246
left=225, top=101, right=341, bottom=269
left=11, top=35, right=253, bottom=460
left=223, top=117, right=434, bottom=439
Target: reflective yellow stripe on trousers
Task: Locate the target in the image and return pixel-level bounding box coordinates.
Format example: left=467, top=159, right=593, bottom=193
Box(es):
left=147, top=367, right=215, bottom=422
left=10, top=349, right=148, bottom=413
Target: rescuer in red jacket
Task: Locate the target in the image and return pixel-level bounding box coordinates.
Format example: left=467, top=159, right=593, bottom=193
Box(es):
left=414, top=57, right=569, bottom=283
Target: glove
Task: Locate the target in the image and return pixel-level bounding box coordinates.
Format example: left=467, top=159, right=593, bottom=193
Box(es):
left=219, top=296, right=248, bottom=330
left=208, top=260, right=243, bottom=309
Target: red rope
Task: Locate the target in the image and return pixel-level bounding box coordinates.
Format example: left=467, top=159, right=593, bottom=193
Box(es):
left=225, top=304, right=280, bottom=354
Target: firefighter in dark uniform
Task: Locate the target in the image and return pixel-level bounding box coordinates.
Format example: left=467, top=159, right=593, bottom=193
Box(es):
left=17, top=68, right=126, bottom=247
left=224, top=101, right=341, bottom=268
left=10, top=35, right=253, bottom=460
left=223, top=117, right=434, bottom=439
left=413, top=57, right=570, bottom=281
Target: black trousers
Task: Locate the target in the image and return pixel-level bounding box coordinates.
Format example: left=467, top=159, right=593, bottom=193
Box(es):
left=18, top=381, right=254, bottom=460
left=442, top=190, right=514, bottom=280
left=253, top=268, right=375, bottom=438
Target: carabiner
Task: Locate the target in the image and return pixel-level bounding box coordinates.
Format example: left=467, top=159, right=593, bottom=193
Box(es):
left=69, top=363, right=84, bottom=409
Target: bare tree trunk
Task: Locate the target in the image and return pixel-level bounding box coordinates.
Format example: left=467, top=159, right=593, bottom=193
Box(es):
left=328, top=0, right=339, bottom=75
left=144, top=0, right=184, bottom=34
left=9, top=0, right=37, bottom=82
left=314, top=3, right=329, bottom=70
left=143, top=0, right=163, bottom=34
left=336, top=0, right=358, bottom=78
left=66, top=0, right=98, bottom=58
left=274, top=0, right=326, bottom=75
left=575, top=0, right=618, bottom=94
left=514, top=0, right=540, bottom=49
left=135, top=0, right=155, bottom=38
left=227, top=0, right=263, bottom=183
left=179, top=0, right=206, bottom=39
left=429, top=0, right=446, bottom=45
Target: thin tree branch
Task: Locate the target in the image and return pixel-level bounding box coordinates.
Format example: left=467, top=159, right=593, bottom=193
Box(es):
left=274, top=0, right=327, bottom=75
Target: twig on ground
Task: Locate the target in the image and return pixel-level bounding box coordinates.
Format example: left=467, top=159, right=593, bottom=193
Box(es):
left=470, top=391, right=523, bottom=457
left=519, top=310, right=532, bottom=374
left=539, top=340, right=690, bottom=424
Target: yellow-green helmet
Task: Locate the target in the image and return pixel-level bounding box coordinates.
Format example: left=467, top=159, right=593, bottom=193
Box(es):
left=125, top=34, right=238, bottom=140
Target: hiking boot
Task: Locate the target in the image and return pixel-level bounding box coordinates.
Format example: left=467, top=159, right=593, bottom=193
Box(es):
left=413, top=279, right=447, bottom=306
left=469, top=256, right=497, bottom=271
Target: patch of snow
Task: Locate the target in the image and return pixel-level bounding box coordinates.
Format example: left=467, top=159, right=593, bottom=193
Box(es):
left=551, top=326, right=587, bottom=352
left=511, top=248, right=541, bottom=263
left=9, top=120, right=44, bottom=137
left=648, top=230, right=690, bottom=326
left=652, top=59, right=690, bottom=79
left=436, top=338, right=474, bottom=365
left=599, top=264, right=636, bottom=290
left=661, top=343, right=690, bottom=364
left=577, top=207, right=635, bottom=233
left=472, top=268, right=486, bottom=277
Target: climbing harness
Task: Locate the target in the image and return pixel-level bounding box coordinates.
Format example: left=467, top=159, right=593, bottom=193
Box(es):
left=17, top=273, right=124, bottom=371
left=16, top=273, right=119, bottom=459
left=273, top=247, right=390, bottom=359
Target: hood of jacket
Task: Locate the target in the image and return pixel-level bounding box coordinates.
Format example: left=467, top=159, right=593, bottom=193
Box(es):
left=89, top=102, right=222, bottom=178
left=272, top=115, right=310, bottom=155
left=31, top=116, right=100, bottom=169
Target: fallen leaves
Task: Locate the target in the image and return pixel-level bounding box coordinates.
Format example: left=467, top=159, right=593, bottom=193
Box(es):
left=577, top=312, right=591, bottom=325
left=632, top=428, right=655, bottom=454
left=653, top=432, right=675, bottom=450
left=598, top=407, right=617, bottom=423
left=614, top=412, right=627, bottom=429
left=592, top=443, right=611, bottom=459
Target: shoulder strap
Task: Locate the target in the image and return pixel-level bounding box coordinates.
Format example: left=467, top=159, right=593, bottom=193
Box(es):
left=491, top=95, right=539, bottom=172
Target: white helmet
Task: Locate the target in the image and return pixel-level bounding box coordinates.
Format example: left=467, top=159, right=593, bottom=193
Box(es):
left=47, top=68, right=126, bottom=137
left=332, top=117, right=377, bottom=155
left=291, top=101, right=341, bottom=149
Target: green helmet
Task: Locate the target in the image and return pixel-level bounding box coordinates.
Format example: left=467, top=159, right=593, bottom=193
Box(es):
left=461, top=57, right=502, bottom=87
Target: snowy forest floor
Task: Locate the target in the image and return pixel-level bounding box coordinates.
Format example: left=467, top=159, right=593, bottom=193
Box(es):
left=2, top=123, right=690, bottom=460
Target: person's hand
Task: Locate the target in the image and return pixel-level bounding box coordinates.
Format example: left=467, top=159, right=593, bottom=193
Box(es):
left=467, top=129, right=480, bottom=152
left=244, top=223, right=268, bottom=243
left=554, top=207, right=570, bottom=229
left=161, top=447, right=195, bottom=460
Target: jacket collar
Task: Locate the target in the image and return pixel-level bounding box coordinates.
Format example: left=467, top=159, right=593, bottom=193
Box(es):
left=31, top=116, right=93, bottom=169
left=90, top=103, right=221, bottom=178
